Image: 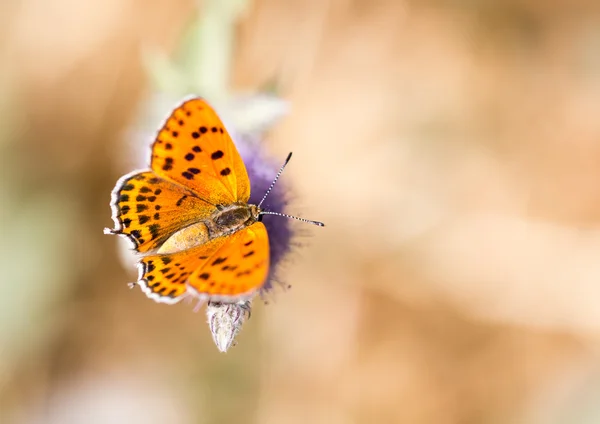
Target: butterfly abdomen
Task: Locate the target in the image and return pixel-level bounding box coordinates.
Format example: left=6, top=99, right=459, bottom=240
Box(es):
left=157, top=222, right=210, bottom=254
left=156, top=204, right=258, bottom=255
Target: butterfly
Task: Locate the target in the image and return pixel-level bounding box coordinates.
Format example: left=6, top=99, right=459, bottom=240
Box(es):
left=105, top=98, right=324, bottom=305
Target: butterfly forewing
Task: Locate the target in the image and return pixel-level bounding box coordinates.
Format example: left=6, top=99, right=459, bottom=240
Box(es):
left=107, top=171, right=215, bottom=253
left=150, top=98, right=251, bottom=205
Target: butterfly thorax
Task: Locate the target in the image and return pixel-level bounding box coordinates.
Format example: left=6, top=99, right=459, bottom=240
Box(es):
left=209, top=203, right=260, bottom=237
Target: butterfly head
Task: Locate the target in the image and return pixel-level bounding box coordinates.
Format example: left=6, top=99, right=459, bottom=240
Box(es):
left=249, top=204, right=261, bottom=221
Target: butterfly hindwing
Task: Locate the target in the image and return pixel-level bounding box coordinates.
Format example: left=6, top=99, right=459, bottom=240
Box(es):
left=136, top=222, right=269, bottom=303
left=106, top=171, right=215, bottom=253
left=136, top=236, right=230, bottom=304
left=150, top=98, right=251, bottom=205
left=188, top=222, right=270, bottom=301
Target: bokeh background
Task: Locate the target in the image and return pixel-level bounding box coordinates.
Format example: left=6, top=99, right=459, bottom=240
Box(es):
left=2, top=0, right=600, bottom=422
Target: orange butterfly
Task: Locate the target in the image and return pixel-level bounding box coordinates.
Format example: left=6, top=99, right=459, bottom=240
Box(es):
left=105, top=98, right=323, bottom=304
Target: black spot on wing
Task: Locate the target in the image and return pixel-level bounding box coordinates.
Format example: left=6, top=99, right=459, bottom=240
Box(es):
left=146, top=261, right=156, bottom=272
left=176, top=195, right=187, bottom=207
left=130, top=229, right=142, bottom=241
left=148, top=224, right=160, bottom=240
left=162, top=157, right=174, bottom=171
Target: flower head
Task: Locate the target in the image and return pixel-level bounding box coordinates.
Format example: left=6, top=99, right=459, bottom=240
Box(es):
left=115, top=0, right=296, bottom=352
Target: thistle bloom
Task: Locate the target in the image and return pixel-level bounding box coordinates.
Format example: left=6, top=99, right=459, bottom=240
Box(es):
left=113, top=0, right=294, bottom=352
left=233, top=130, right=293, bottom=291
left=203, top=125, right=293, bottom=352
left=114, top=94, right=293, bottom=352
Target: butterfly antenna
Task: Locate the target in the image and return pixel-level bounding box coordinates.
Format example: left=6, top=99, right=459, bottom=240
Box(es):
left=258, top=152, right=325, bottom=227
left=258, top=152, right=293, bottom=209
left=260, top=211, right=325, bottom=227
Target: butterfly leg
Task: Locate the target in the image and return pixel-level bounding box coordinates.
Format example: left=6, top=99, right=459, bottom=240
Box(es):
left=193, top=297, right=206, bottom=313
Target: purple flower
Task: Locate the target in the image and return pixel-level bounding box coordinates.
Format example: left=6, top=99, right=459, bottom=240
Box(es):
left=234, top=134, right=293, bottom=293
left=204, top=130, right=296, bottom=353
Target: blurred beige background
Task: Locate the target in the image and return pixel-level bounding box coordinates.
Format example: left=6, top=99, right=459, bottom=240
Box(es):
left=2, top=0, right=600, bottom=423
